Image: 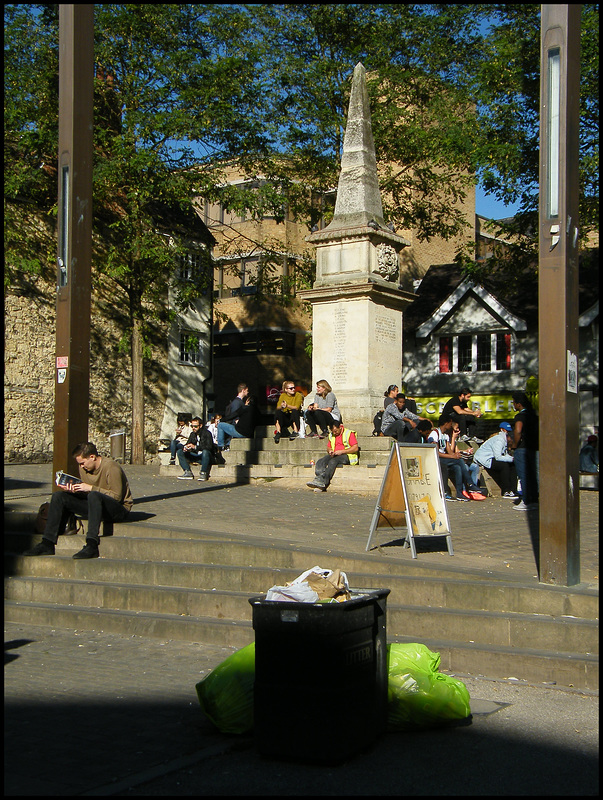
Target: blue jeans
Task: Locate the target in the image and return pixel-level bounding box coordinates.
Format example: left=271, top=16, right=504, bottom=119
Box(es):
left=514, top=447, right=539, bottom=504
left=217, top=421, right=245, bottom=448
left=439, top=458, right=464, bottom=497
left=459, top=458, right=481, bottom=491
left=177, top=448, right=212, bottom=475
left=170, top=439, right=185, bottom=459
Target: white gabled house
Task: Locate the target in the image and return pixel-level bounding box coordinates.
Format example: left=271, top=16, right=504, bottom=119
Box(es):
left=402, top=258, right=599, bottom=439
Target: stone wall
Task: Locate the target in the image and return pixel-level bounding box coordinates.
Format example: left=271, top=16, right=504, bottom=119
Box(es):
left=4, top=272, right=169, bottom=465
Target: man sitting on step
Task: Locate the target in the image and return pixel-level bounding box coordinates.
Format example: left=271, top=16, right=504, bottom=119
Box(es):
left=307, top=421, right=359, bottom=492
left=24, top=441, right=133, bottom=560
left=381, top=393, right=426, bottom=443
left=177, top=417, right=214, bottom=481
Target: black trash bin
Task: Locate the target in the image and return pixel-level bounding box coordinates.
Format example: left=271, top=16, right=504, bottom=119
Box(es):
left=249, top=588, right=390, bottom=763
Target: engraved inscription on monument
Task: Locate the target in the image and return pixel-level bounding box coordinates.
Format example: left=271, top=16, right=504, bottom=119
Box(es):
left=332, top=307, right=348, bottom=382
left=375, top=313, right=396, bottom=343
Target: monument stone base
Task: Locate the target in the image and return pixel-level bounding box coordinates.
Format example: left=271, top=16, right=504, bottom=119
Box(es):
left=299, top=282, right=415, bottom=424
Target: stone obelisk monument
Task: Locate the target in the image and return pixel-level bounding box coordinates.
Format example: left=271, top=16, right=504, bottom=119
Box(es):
left=299, top=63, right=414, bottom=422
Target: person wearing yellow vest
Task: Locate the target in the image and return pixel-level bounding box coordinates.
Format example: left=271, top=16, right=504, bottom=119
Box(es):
left=307, top=421, right=359, bottom=492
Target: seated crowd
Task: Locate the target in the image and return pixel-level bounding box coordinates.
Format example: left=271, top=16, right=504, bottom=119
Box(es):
left=169, top=379, right=537, bottom=505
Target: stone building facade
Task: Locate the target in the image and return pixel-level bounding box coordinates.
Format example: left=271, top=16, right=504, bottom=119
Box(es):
left=4, top=207, right=213, bottom=464
left=199, top=162, right=476, bottom=418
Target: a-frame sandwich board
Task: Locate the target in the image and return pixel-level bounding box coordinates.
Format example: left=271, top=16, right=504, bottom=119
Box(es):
left=366, top=442, right=454, bottom=558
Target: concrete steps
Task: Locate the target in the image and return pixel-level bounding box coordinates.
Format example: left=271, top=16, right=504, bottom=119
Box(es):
left=157, top=426, right=497, bottom=496
left=161, top=428, right=390, bottom=489
left=4, top=522, right=598, bottom=692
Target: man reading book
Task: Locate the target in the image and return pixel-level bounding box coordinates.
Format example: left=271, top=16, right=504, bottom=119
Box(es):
left=25, top=442, right=133, bottom=559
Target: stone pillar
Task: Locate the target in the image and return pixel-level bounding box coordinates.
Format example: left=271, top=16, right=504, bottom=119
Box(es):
left=299, top=63, right=414, bottom=423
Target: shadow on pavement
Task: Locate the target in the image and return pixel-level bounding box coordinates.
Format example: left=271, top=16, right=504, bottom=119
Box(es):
left=3, top=695, right=598, bottom=796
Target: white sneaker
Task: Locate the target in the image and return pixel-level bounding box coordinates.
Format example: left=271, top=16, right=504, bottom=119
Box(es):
left=513, top=501, right=528, bottom=511
left=178, top=471, right=194, bottom=480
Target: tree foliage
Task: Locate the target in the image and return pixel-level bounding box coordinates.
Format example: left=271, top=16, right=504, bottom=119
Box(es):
left=4, top=3, right=599, bottom=454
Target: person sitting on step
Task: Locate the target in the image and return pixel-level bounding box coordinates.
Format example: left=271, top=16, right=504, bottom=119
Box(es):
left=273, top=380, right=304, bottom=443
left=169, top=416, right=192, bottom=465
left=24, top=441, right=133, bottom=560
left=472, top=422, right=518, bottom=497
left=217, top=395, right=259, bottom=450
left=305, top=379, right=341, bottom=438
left=381, top=393, right=426, bottom=442
left=442, top=387, right=483, bottom=443
left=307, top=420, right=359, bottom=492
left=177, top=417, right=214, bottom=482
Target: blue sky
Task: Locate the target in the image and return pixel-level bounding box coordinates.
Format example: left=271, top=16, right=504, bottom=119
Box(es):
left=475, top=186, right=521, bottom=221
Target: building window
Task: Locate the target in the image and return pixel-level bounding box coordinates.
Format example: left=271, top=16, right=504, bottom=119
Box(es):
left=496, top=333, right=511, bottom=370
left=476, top=334, right=492, bottom=371
left=438, top=333, right=512, bottom=373
left=213, top=330, right=296, bottom=358
left=179, top=331, right=204, bottom=365
left=457, top=335, right=473, bottom=372
left=439, top=337, right=452, bottom=373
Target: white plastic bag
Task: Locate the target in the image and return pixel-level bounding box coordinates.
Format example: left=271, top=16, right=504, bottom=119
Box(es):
left=298, top=417, right=306, bottom=438
left=265, top=583, right=319, bottom=602
left=264, top=566, right=350, bottom=603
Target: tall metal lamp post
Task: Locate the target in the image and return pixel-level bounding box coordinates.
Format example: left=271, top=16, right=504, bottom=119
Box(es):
left=538, top=4, right=581, bottom=585
left=53, top=5, right=94, bottom=485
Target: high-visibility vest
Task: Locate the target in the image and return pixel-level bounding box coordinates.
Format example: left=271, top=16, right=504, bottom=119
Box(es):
left=328, top=427, right=359, bottom=465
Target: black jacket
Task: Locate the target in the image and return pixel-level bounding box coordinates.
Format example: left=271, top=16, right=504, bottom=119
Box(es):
left=234, top=403, right=258, bottom=438
left=186, top=427, right=214, bottom=452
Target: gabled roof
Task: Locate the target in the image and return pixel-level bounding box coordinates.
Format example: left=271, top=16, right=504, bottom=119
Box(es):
left=404, top=252, right=599, bottom=336
left=415, top=277, right=527, bottom=338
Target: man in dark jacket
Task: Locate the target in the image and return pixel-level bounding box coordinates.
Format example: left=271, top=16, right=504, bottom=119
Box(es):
left=176, top=417, right=215, bottom=481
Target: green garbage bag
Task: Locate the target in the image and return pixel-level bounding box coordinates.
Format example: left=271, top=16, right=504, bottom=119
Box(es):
left=387, top=643, right=471, bottom=731
left=196, top=642, right=255, bottom=734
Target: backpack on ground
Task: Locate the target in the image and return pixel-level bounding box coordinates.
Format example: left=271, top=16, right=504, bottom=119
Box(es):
left=34, top=501, right=84, bottom=536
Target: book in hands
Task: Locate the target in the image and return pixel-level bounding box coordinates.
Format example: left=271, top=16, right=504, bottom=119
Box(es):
left=55, top=470, right=81, bottom=488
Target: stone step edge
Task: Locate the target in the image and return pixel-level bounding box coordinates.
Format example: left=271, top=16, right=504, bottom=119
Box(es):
left=0, top=541, right=551, bottom=589
left=5, top=557, right=600, bottom=611
left=4, top=599, right=597, bottom=669
left=5, top=575, right=599, bottom=636
left=5, top=561, right=596, bottom=620
left=5, top=531, right=600, bottom=596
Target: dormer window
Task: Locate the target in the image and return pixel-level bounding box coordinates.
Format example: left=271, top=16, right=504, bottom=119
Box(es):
left=439, top=333, right=512, bottom=373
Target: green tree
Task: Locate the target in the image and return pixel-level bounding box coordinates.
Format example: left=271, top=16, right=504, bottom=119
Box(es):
left=458, top=3, right=598, bottom=282
left=236, top=4, right=483, bottom=241
left=5, top=4, right=271, bottom=462
left=228, top=4, right=597, bottom=268
left=4, top=3, right=60, bottom=285
left=93, top=4, right=280, bottom=461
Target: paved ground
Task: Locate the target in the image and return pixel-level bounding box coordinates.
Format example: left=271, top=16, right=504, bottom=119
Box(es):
left=3, top=462, right=599, bottom=587
left=4, top=463, right=599, bottom=795
left=4, top=622, right=599, bottom=796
